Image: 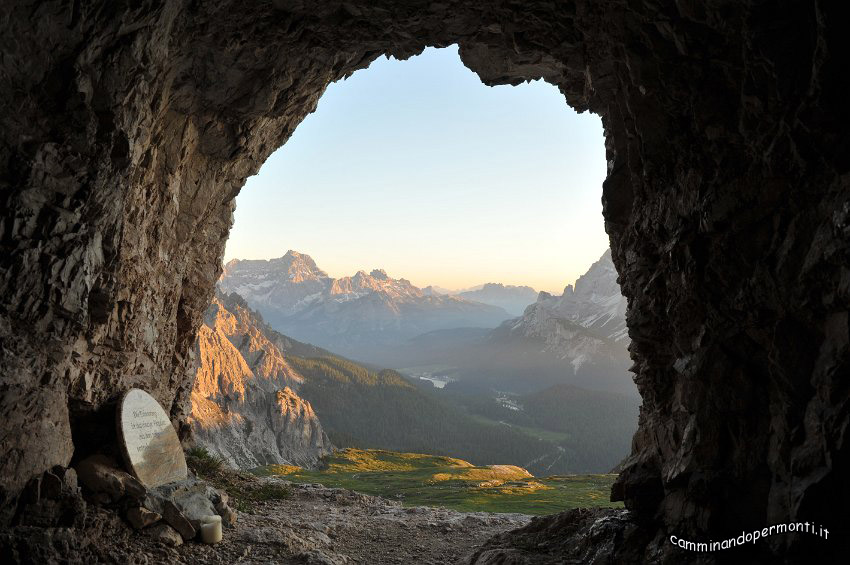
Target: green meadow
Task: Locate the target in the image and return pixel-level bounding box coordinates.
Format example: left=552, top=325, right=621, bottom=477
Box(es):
left=253, top=448, right=622, bottom=515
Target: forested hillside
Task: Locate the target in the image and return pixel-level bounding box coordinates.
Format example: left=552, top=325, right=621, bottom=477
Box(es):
left=457, top=384, right=640, bottom=472
left=287, top=355, right=556, bottom=467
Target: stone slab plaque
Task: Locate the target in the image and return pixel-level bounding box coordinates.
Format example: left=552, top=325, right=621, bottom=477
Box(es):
left=116, top=389, right=187, bottom=487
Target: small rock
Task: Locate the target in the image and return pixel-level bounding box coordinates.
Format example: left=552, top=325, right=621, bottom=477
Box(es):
left=210, top=488, right=228, bottom=506
left=76, top=454, right=145, bottom=501
left=145, top=523, right=183, bottom=547
left=126, top=506, right=161, bottom=529
left=122, top=475, right=146, bottom=501
left=215, top=500, right=237, bottom=527
left=162, top=500, right=196, bottom=540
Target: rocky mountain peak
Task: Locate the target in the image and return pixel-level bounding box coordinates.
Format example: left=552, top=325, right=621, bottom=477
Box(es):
left=570, top=249, right=619, bottom=301
left=190, top=294, right=332, bottom=469
left=482, top=249, right=632, bottom=394
left=277, top=250, right=326, bottom=279
left=500, top=249, right=628, bottom=351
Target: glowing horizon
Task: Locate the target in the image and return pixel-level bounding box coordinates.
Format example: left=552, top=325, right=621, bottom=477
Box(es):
left=224, top=46, right=609, bottom=294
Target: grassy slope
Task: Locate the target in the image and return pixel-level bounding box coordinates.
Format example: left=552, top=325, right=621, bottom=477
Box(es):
left=254, top=448, right=622, bottom=515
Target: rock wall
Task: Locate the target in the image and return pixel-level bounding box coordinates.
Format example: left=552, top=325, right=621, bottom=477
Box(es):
left=190, top=293, right=332, bottom=468
left=1, top=0, right=847, bottom=561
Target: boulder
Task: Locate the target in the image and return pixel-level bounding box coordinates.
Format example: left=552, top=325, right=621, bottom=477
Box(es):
left=161, top=500, right=196, bottom=540
left=173, top=490, right=217, bottom=530
left=75, top=455, right=146, bottom=502
left=144, top=476, right=229, bottom=530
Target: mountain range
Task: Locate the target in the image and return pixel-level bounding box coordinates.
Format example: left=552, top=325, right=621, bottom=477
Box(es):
left=190, top=291, right=637, bottom=474
left=324, top=249, right=636, bottom=396
left=456, top=283, right=538, bottom=316
left=219, top=251, right=516, bottom=362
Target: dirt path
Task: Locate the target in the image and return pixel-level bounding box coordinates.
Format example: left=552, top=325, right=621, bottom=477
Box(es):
left=122, top=479, right=530, bottom=564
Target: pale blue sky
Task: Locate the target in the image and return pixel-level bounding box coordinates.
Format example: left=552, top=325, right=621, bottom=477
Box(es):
left=224, top=45, right=608, bottom=293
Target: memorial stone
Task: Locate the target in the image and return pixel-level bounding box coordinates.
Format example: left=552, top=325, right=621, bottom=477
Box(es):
left=116, top=389, right=187, bottom=487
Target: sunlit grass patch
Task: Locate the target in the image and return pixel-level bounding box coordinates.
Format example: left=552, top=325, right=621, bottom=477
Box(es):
left=430, top=464, right=532, bottom=484
left=257, top=464, right=302, bottom=476
left=253, top=448, right=622, bottom=515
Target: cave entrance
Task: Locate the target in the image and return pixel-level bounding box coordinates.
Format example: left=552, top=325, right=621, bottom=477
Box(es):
left=222, top=43, right=610, bottom=355
left=4, top=2, right=844, bottom=562
left=199, top=45, right=639, bottom=492
left=225, top=45, right=609, bottom=297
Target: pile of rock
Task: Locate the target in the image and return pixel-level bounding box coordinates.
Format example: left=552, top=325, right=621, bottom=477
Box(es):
left=2, top=389, right=238, bottom=561
left=76, top=453, right=236, bottom=547
left=12, top=465, right=85, bottom=529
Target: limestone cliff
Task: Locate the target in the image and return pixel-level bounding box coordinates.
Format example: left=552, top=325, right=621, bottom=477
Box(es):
left=189, top=293, right=332, bottom=469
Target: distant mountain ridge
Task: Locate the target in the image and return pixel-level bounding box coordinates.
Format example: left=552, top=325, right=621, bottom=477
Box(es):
left=191, top=288, right=636, bottom=474
left=458, top=283, right=539, bottom=316
left=384, top=250, right=635, bottom=396
left=220, top=251, right=331, bottom=316
left=483, top=249, right=632, bottom=394
left=219, top=251, right=512, bottom=363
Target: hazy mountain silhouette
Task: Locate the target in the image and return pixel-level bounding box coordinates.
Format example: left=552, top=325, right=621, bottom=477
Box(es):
left=219, top=251, right=512, bottom=362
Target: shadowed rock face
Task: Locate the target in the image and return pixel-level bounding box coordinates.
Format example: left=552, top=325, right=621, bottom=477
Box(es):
left=0, top=0, right=847, bottom=561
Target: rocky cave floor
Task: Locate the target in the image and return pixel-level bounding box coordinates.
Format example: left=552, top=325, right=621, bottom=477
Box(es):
left=7, top=467, right=538, bottom=565
left=162, top=480, right=529, bottom=564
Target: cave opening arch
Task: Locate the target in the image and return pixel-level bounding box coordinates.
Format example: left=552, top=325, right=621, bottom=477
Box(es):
left=224, top=43, right=612, bottom=334
left=1, top=2, right=847, bottom=563
left=217, top=43, right=635, bottom=478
